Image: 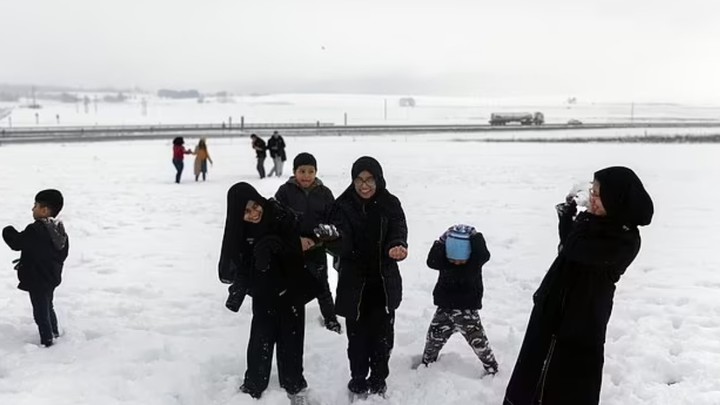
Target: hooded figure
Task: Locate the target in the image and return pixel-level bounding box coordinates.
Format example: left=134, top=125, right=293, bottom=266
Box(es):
left=324, top=156, right=408, bottom=397
left=217, top=182, right=319, bottom=401
left=504, top=166, right=654, bottom=405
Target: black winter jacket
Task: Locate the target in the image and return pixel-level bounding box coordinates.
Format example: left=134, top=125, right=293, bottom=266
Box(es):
left=3, top=219, right=69, bottom=292
left=218, top=183, right=319, bottom=307
left=505, top=166, right=654, bottom=405
left=267, top=135, right=287, bottom=161
left=426, top=233, right=490, bottom=310
left=275, top=177, right=335, bottom=265
left=252, top=138, right=267, bottom=158
left=504, top=210, right=641, bottom=405
left=326, top=187, right=407, bottom=320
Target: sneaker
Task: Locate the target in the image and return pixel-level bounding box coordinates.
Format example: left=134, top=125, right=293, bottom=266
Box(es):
left=347, top=378, right=369, bottom=395
left=239, top=384, right=262, bottom=399
left=324, top=317, right=342, bottom=334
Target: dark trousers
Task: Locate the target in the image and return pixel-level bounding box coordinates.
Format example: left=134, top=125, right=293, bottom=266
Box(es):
left=422, top=308, right=498, bottom=371
left=29, top=289, right=58, bottom=345
left=243, top=299, right=307, bottom=396
left=172, top=159, right=184, bottom=183
left=306, top=262, right=336, bottom=321
left=345, top=298, right=395, bottom=384
left=256, top=157, right=266, bottom=179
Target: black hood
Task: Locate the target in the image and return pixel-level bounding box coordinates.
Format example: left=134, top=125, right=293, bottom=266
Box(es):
left=594, top=166, right=654, bottom=227
left=223, top=182, right=269, bottom=239
left=218, top=182, right=269, bottom=283
left=350, top=156, right=386, bottom=192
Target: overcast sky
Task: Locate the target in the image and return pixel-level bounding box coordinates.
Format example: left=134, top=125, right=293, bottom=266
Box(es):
left=2, top=0, right=719, bottom=102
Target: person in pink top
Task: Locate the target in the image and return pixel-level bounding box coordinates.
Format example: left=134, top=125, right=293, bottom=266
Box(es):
left=172, top=137, right=193, bottom=183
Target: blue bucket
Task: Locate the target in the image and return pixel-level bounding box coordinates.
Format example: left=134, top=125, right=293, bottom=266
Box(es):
left=445, top=230, right=471, bottom=261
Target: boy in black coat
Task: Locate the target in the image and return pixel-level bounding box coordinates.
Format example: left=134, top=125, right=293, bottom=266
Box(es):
left=317, top=156, right=408, bottom=397
left=2, top=189, right=69, bottom=347
left=218, top=182, right=319, bottom=403
left=417, top=224, right=498, bottom=374
left=275, top=152, right=341, bottom=333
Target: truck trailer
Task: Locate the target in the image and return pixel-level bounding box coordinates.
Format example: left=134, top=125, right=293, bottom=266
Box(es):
left=489, top=112, right=544, bottom=126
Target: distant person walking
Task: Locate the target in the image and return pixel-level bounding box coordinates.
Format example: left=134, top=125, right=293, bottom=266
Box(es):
left=193, top=138, right=213, bottom=182
left=172, top=137, right=193, bottom=183
left=251, top=134, right=267, bottom=179
left=267, top=131, right=287, bottom=177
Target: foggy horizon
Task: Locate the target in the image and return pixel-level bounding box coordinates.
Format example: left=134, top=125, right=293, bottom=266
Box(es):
left=2, top=0, right=719, bottom=103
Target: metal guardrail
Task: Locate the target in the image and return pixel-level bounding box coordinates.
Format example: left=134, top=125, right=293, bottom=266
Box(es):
left=0, top=122, right=336, bottom=135
left=1, top=121, right=720, bottom=144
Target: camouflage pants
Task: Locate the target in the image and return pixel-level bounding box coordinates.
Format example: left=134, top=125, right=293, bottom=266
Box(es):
left=421, top=308, right=498, bottom=372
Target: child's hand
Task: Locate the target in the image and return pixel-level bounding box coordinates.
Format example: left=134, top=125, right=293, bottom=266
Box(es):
left=300, top=237, right=316, bottom=252
left=388, top=245, right=408, bottom=261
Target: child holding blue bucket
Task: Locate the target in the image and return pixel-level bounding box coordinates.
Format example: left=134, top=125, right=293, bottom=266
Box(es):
left=417, top=224, right=499, bottom=374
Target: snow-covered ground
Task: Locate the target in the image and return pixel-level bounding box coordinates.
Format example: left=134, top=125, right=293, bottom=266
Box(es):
left=2, top=93, right=720, bottom=127
left=1, top=136, right=719, bottom=405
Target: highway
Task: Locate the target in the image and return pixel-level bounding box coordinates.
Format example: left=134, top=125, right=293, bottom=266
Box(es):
left=2, top=121, right=720, bottom=144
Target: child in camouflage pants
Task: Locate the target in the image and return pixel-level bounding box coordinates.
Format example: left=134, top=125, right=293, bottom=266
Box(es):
left=419, top=224, right=498, bottom=375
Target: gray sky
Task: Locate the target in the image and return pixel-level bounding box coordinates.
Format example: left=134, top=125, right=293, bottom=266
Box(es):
left=2, top=0, right=719, bottom=102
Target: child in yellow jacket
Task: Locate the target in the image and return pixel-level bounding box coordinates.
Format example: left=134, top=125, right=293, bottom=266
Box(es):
left=193, top=138, right=213, bottom=181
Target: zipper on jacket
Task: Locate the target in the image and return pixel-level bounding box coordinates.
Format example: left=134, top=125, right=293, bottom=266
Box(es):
left=379, top=216, right=390, bottom=314
left=355, top=282, right=365, bottom=321
left=536, top=334, right=557, bottom=405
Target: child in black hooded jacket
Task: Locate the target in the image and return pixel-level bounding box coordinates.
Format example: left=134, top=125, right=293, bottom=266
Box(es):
left=218, top=182, right=319, bottom=403
left=3, top=189, right=69, bottom=347
left=318, top=156, right=408, bottom=398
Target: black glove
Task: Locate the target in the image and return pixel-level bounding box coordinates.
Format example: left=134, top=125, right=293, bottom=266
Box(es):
left=555, top=199, right=577, bottom=217
left=313, top=224, right=340, bottom=241
left=254, top=236, right=283, bottom=272
left=225, top=290, right=245, bottom=312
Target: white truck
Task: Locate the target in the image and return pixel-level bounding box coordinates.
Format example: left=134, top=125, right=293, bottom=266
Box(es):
left=489, top=112, right=544, bottom=126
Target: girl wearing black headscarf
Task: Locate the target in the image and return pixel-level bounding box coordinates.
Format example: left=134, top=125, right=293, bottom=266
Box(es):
left=321, top=156, right=408, bottom=398
left=218, top=182, right=319, bottom=403
left=503, top=167, right=654, bottom=405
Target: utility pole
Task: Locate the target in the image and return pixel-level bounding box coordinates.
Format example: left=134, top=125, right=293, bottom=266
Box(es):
left=630, top=102, right=635, bottom=124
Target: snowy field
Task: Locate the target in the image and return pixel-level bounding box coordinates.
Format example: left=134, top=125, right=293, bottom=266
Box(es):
left=1, top=135, right=719, bottom=405
left=2, top=93, right=720, bottom=128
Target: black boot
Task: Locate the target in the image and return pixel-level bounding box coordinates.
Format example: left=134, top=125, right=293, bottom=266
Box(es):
left=368, top=377, right=387, bottom=396
left=240, top=384, right=262, bottom=399
left=347, top=378, right=368, bottom=395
